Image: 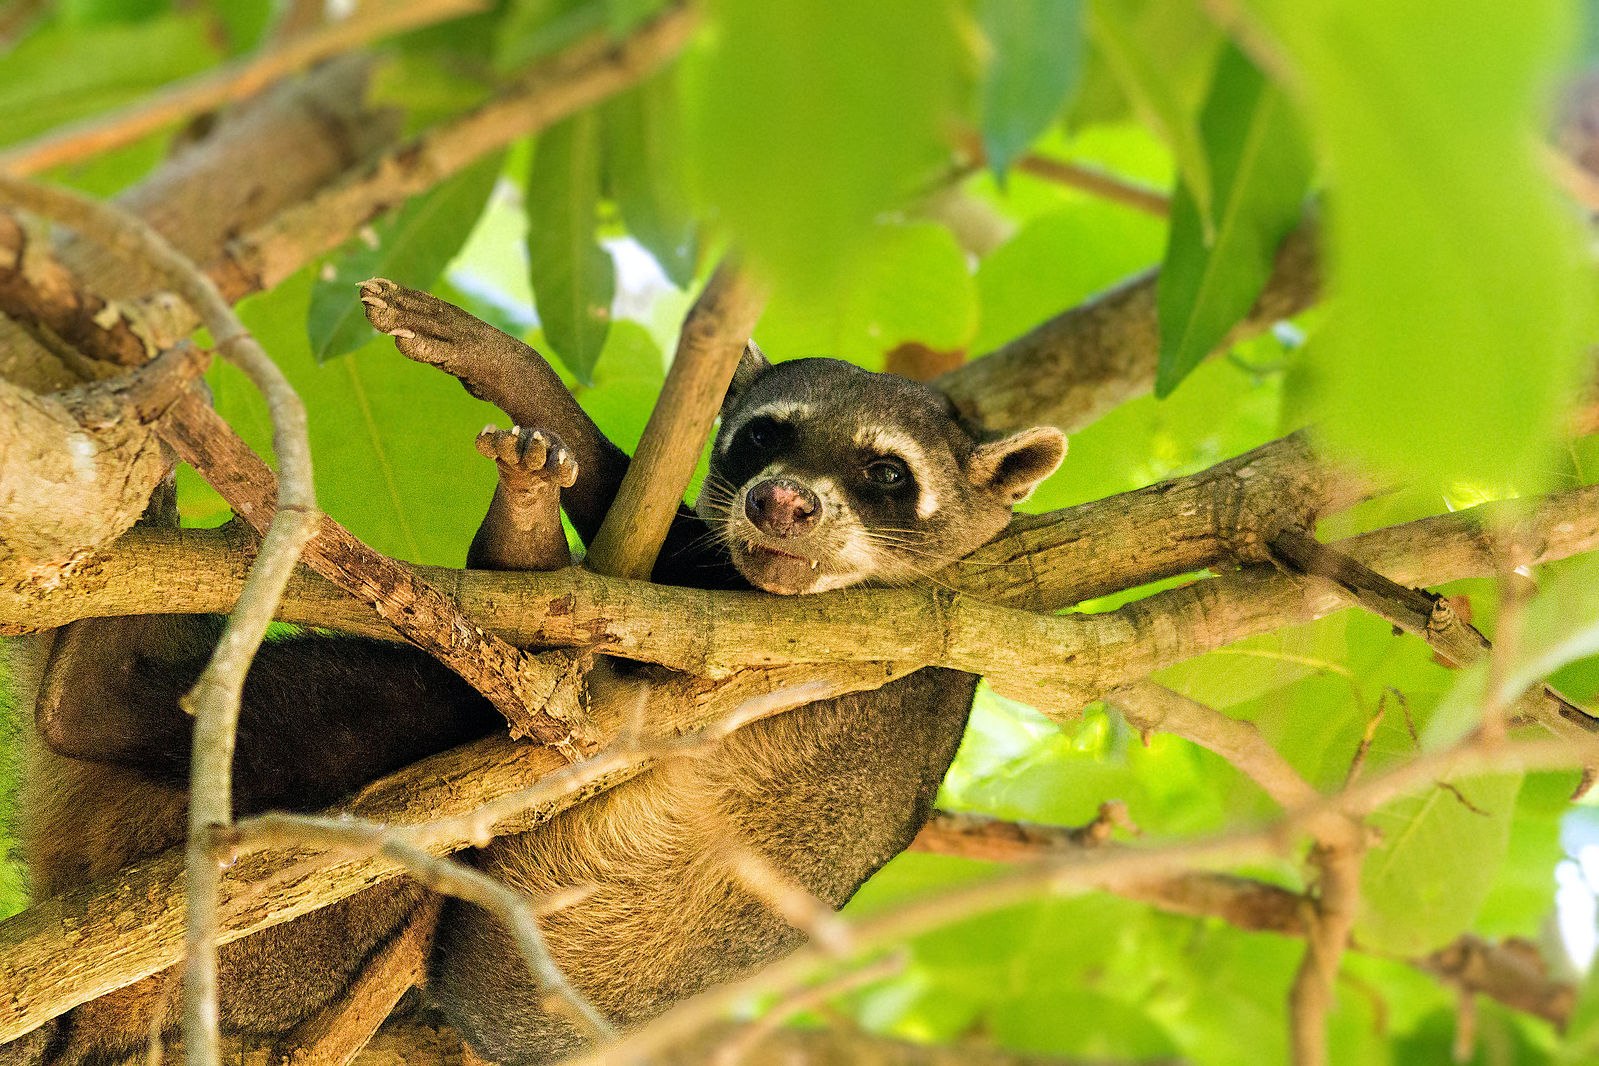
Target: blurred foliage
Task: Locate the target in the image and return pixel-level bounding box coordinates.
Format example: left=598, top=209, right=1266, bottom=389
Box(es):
left=2, top=0, right=1598, bottom=1063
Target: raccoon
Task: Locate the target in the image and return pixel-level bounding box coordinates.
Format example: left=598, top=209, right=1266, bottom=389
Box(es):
left=6, top=282, right=1064, bottom=1064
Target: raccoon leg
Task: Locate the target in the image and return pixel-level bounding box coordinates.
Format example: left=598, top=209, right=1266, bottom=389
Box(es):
left=359, top=279, right=627, bottom=544
left=467, top=425, right=577, bottom=573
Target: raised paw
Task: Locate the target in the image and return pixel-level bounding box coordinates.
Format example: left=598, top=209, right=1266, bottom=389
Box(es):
left=359, top=278, right=492, bottom=368
left=475, top=425, right=579, bottom=492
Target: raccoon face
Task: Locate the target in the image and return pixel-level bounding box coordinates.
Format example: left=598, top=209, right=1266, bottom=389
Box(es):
left=696, top=344, right=1066, bottom=595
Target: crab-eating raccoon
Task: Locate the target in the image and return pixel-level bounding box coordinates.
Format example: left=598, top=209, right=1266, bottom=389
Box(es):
left=5, top=281, right=1064, bottom=1065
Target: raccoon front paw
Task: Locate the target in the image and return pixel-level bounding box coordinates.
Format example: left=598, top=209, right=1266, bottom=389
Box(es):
left=476, top=425, right=579, bottom=493
left=359, top=277, right=489, bottom=368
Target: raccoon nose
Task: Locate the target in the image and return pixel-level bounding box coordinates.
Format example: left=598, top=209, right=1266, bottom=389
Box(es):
left=745, top=478, right=820, bottom=537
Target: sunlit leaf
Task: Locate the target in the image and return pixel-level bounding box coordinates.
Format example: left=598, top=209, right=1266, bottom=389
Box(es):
left=972, top=200, right=1163, bottom=354
left=685, top=0, right=960, bottom=294
left=1155, top=43, right=1311, bottom=397
left=757, top=222, right=977, bottom=366
left=1253, top=0, right=1595, bottom=488
left=0, top=15, right=217, bottom=149
left=526, top=113, right=616, bottom=383
left=307, top=151, right=504, bottom=364
left=1086, top=0, right=1213, bottom=226
left=603, top=78, right=697, bottom=288
left=977, top=0, right=1085, bottom=178
left=1357, top=773, right=1520, bottom=955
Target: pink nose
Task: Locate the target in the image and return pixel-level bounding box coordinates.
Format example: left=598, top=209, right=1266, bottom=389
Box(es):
left=745, top=478, right=820, bottom=537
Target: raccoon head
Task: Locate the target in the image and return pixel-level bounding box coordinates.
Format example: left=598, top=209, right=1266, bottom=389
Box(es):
left=696, top=343, right=1066, bottom=595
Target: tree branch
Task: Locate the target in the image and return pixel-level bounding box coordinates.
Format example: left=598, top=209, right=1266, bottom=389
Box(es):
left=937, top=220, right=1319, bottom=433
left=0, top=0, right=483, bottom=177
left=911, top=812, right=1573, bottom=1028
left=205, top=4, right=697, bottom=306
left=0, top=173, right=322, bottom=1066
left=586, top=260, right=767, bottom=579
left=3, top=477, right=1594, bottom=1043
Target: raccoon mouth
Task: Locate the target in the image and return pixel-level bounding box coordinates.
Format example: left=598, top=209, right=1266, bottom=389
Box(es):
left=748, top=543, right=819, bottom=569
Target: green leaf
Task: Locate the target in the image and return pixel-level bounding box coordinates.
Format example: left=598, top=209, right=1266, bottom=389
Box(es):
left=494, top=0, right=608, bottom=74
left=526, top=113, right=617, bottom=384
left=603, top=79, right=697, bottom=288
left=606, top=0, right=667, bottom=35
left=0, top=16, right=218, bottom=149
left=1256, top=0, right=1596, bottom=489
left=972, top=201, right=1164, bottom=354
left=685, top=0, right=959, bottom=295
left=307, top=152, right=504, bottom=364
left=1086, top=0, right=1213, bottom=228
left=977, top=0, right=1085, bottom=178
left=1357, top=773, right=1520, bottom=955
left=1067, top=0, right=1223, bottom=132
left=1155, top=43, right=1311, bottom=397
left=756, top=222, right=977, bottom=367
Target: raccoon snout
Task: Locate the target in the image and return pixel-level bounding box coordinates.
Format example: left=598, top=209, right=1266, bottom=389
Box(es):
left=744, top=478, right=820, bottom=538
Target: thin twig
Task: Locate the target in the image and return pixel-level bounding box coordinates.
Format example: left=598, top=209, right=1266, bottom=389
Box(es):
left=708, top=952, right=906, bottom=1066
left=585, top=260, right=769, bottom=579
left=0, top=174, right=318, bottom=1066
left=0, top=0, right=486, bottom=177
left=1267, top=526, right=1599, bottom=753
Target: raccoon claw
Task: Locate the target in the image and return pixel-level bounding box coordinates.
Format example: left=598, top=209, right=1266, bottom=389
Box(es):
left=476, top=425, right=578, bottom=491
left=360, top=278, right=488, bottom=368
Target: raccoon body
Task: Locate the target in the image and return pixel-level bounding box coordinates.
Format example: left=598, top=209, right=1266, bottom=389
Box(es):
left=7, top=286, right=1063, bottom=1065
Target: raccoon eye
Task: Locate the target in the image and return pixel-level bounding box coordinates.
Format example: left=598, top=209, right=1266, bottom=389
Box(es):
left=742, top=417, right=779, bottom=449
left=863, top=457, right=909, bottom=487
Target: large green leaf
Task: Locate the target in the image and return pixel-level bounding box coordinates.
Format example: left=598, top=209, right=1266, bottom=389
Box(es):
left=307, top=152, right=504, bottom=364
left=603, top=78, right=697, bottom=289
left=972, top=200, right=1164, bottom=354
left=755, top=222, right=977, bottom=367
left=1357, top=773, right=1520, bottom=955
left=526, top=113, right=616, bottom=384
left=977, top=0, right=1085, bottom=178
left=1252, top=0, right=1594, bottom=489
left=1155, top=43, right=1311, bottom=397
left=1086, top=0, right=1213, bottom=228
left=685, top=0, right=960, bottom=295
left=0, top=15, right=217, bottom=149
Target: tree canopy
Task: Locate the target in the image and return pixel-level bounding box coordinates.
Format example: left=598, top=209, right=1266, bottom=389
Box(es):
left=1, top=1, right=1598, bottom=1064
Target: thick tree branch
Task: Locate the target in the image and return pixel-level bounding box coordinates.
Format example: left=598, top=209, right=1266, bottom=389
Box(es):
left=0, top=173, right=322, bottom=1066
left=3, top=477, right=1594, bottom=1043
left=4, top=57, right=396, bottom=396
left=937, top=221, right=1319, bottom=433
left=205, top=5, right=697, bottom=306
left=8, top=482, right=1595, bottom=725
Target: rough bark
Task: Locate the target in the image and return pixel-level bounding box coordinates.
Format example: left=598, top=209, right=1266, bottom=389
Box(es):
left=938, top=221, right=1320, bottom=433
left=1, top=471, right=1593, bottom=1044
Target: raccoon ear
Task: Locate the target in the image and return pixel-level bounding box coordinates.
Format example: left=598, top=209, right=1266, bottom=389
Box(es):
left=724, top=340, right=772, bottom=411
left=968, top=426, right=1067, bottom=503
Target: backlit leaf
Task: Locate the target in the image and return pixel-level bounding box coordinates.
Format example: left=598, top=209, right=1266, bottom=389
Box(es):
left=307, top=152, right=504, bottom=364
left=978, top=0, right=1085, bottom=178
left=526, top=113, right=616, bottom=383
left=1357, top=773, right=1520, bottom=955
left=1155, top=43, right=1311, bottom=397
left=684, top=0, right=960, bottom=294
